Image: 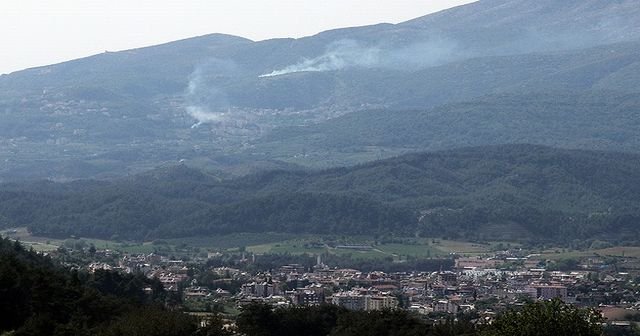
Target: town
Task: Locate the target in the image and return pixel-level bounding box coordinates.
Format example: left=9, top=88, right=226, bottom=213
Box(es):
left=12, top=232, right=638, bottom=331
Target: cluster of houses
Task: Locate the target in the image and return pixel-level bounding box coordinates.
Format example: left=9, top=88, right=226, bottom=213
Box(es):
left=69, top=247, right=640, bottom=321
left=211, top=255, right=584, bottom=314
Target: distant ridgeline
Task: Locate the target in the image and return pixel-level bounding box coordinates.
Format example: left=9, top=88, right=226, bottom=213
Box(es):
left=1, top=144, right=640, bottom=243
left=2, top=0, right=640, bottom=180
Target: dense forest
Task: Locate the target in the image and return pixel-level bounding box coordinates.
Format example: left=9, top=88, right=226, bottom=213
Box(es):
left=0, top=237, right=213, bottom=335
left=2, top=144, right=640, bottom=243
left=234, top=300, right=606, bottom=336
left=261, top=91, right=640, bottom=157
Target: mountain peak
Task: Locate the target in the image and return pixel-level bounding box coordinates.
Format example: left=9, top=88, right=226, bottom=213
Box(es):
left=402, top=0, right=640, bottom=47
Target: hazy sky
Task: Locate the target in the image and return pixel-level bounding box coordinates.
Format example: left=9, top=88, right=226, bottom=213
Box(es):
left=1, top=0, right=476, bottom=75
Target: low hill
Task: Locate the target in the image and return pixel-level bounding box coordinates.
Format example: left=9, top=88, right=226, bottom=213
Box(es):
left=2, top=145, right=640, bottom=243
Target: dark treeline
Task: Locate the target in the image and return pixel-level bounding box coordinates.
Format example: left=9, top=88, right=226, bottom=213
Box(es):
left=0, top=237, right=207, bottom=335
left=235, top=300, right=605, bottom=336
left=2, top=144, right=640, bottom=243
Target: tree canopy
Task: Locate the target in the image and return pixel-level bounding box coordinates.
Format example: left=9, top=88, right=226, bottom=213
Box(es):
left=481, top=299, right=604, bottom=336
left=2, top=145, right=640, bottom=243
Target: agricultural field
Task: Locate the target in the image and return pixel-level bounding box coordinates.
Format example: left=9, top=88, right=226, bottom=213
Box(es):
left=0, top=227, right=63, bottom=252
left=13, top=226, right=637, bottom=266
left=165, top=233, right=300, bottom=250
left=2, top=228, right=493, bottom=261
left=242, top=237, right=499, bottom=260
left=542, top=246, right=640, bottom=260
left=0, top=227, right=155, bottom=254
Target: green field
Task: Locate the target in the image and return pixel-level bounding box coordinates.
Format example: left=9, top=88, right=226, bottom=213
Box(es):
left=243, top=237, right=495, bottom=260
left=1, top=228, right=451, bottom=260
left=0, top=227, right=156, bottom=254
left=166, top=233, right=300, bottom=250
left=9, top=227, right=619, bottom=265
left=0, top=228, right=63, bottom=252
left=542, top=246, right=640, bottom=260
left=375, top=243, right=442, bottom=258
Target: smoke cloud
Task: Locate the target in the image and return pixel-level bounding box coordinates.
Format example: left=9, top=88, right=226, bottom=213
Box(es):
left=259, top=38, right=458, bottom=78
left=186, top=106, right=226, bottom=128
left=185, top=59, right=238, bottom=128
left=260, top=40, right=382, bottom=77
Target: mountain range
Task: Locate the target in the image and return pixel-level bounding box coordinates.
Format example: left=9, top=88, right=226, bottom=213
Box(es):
left=1, top=0, right=640, bottom=180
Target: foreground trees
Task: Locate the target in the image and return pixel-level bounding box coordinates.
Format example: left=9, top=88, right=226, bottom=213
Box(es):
left=481, top=299, right=604, bottom=336
left=236, top=299, right=604, bottom=336
left=0, top=238, right=194, bottom=336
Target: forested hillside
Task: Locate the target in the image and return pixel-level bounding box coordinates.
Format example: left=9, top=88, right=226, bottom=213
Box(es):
left=259, top=91, right=640, bottom=164
left=0, top=237, right=206, bottom=335
left=2, top=145, right=640, bottom=243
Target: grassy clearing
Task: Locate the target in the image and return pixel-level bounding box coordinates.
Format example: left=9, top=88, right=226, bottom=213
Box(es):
left=166, top=233, right=298, bottom=250
left=541, top=249, right=595, bottom=260
left=1, top=228, right=64, bottom=251
left=261, top=244, right=326, bottom=255
left=330, top=248, right=389, bottom=260
left=0, top=227, right=157, bottom=254
left=21, top=241, right=60, bottom=252
left=375, top=243, right=443, bottom=258
left=246, top=238, right=326, bottom=255
left=246, top=237, right=444, bottom=260
left=116, top=242, right=157, bottom=254
left=541, top=246, right=640, bottom=261
left=245, top=235, right=373, bottom=255
left=431, top=239, right=493, bottom=255
left=596, top=246, right=640, bottom=258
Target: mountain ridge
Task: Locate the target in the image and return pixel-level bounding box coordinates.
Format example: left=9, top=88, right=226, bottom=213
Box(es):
left=1, top=0, right=640, bottom=180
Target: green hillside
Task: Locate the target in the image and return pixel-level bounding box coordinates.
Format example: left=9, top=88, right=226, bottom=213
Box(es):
left=2, top=145, right=640, bottom=243
left=258, top=91, right=640, bottom=166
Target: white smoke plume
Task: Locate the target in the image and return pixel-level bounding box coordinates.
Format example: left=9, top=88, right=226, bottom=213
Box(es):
left=187, top=106, right=226, bottom=128
left=260, top=40, right=382, bottom=77
left=185, top=59, right=238, bottom=128
left=260, top=38, right=458, bottom=78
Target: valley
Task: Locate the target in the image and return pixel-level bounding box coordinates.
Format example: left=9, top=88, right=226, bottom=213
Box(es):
left=3, top=0, right=640, bottom=334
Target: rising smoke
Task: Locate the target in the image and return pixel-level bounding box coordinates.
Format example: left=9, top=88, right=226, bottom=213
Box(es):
left=260, top=40, right=382, bottom=77
left=185, top=59, right=239, bottom=128
left=260, top=38, right=458, bottom=78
